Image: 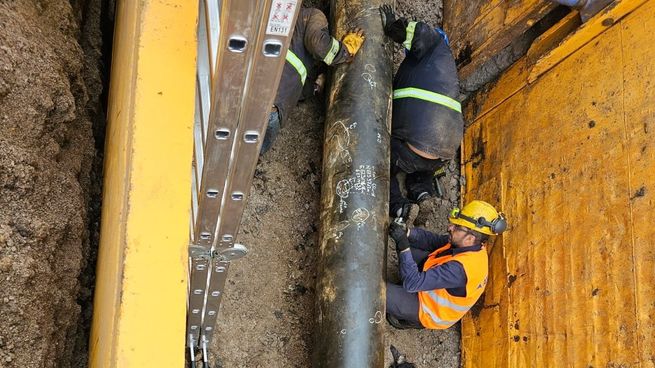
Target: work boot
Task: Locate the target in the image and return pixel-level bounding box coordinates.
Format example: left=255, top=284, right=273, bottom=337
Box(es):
left=408, top=187, right=433, bottom=203
left=407, top=171, right=437, bottom=202
left=415, top=191, right=430, bottom=203
left=386, top=314, right=423, bottom=330
left=393, top=203, right=419, bottom=228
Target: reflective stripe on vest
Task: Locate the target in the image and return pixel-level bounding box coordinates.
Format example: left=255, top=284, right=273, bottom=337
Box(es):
left=285, top=49, right=307, bottom=85
left=403, top=21, right=417, bottom=50
left=420, top=303, right=459, bottom=328
left=424, top=290, right=472, bottom=312
left=323, top=38, right=340, bottom=65
left=393, top=87, right=462, bottom=113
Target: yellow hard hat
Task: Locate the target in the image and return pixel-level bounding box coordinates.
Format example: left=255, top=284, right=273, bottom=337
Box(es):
left=449, top=200, right=507, bottom=236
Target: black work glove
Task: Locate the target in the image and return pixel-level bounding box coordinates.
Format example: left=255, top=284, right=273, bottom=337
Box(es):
left=379, top=4, right=407, bottom=44
left=389, top=221, right=410, bottom=252
left=379, top=4, right=396, bottom=29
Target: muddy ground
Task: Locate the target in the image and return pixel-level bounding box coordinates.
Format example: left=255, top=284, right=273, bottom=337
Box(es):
left=214, top=1, right=463, bottom=367
left=1, top=0, right=464, bottom=367
left=0, top=0, right=103, bottom=367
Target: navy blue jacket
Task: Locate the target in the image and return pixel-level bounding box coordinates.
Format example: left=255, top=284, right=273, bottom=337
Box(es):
left=391, top=20, right=464, bottom=159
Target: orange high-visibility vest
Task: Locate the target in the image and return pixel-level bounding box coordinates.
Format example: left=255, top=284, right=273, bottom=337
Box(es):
left=418, top=243, right=488, bottom=329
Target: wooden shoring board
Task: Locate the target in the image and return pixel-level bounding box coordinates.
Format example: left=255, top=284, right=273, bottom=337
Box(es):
left=460, top=1, right=655, bottom=367
left=444, top=0, right=557, bottom=81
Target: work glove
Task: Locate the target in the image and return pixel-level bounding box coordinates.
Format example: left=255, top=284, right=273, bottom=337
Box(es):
left=389, top=221, right=410, bottom=252
left=379, top=4, right=407, bottom=44
left=342, top=27, right=365, bottom=59
left=379, top=4, right=396, bottom=29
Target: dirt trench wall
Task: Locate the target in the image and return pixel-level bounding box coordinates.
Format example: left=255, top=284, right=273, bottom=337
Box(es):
left=0, top=0, right=102, bottom=367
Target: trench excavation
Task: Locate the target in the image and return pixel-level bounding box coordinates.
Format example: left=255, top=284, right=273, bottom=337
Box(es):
left=0, top=0, right=112, bottom=366
left=0, top=1, right=460, bottom=366
left=2, top=0, right=632, bottom=367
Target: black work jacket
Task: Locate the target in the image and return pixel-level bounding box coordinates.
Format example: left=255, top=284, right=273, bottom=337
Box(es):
left=391, top=20, right=464, bottom=159
left=274, top=8, right=350, bottom=124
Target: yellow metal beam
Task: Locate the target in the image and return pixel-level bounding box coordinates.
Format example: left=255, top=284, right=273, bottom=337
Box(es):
left=89, top=0, right=196, bottom=366
left=461, top=0, right=655, bottom=367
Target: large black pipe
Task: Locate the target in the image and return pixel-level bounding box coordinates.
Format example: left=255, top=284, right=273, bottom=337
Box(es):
left=313, top=1, right=392, bottom=367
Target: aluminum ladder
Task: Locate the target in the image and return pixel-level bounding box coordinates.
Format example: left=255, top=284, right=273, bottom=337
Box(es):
left=187, top=0, right=301, bottom=366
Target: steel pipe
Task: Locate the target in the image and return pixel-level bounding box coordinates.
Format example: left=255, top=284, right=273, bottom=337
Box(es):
left=313, top=0, right=392, bottom=367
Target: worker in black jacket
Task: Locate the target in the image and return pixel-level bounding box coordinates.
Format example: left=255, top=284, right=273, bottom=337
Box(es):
left=380, top=5, right=464, bottom=221
left=261, top=7, right=365, bottom=153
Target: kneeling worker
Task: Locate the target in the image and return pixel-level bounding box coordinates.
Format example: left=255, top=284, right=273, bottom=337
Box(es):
left=386, top=200, right=507, bottom=329
left=261, top=7, right=366, bottom=153
left=379, top=5, right=464, bottom=221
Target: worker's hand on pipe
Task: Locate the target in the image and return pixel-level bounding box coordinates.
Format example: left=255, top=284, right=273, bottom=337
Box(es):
left=379, top=4, right=396, bottom=30
left=342, top=27, right=365, bottom=60
left=379, top=4, right=407, bottom=44
left=389, top=222, right=410, bottom=252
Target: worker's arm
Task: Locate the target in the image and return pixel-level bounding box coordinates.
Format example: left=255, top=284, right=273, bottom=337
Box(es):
left=398, top=252, right=467, bottom=293
left=407, top=228, right=449, bottom=252
left=380, top=5, right=441, bottom=60
left=304, top=8, right=362, bottom=65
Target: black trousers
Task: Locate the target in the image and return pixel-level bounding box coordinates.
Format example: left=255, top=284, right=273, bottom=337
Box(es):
left=389, top=137, right=445, bottom=216
left=386, top=247, right=432, bottom=328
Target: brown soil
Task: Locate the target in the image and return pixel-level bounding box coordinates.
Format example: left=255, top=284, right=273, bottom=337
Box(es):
left=0, top=0, right=103, bottom=367
left=1, top=0, right=462, bottom=367
left=213, top=1, right=463, bottom=367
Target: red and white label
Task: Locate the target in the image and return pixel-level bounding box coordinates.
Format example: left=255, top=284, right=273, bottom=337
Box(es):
left=266, top=0, right=298, bottom=36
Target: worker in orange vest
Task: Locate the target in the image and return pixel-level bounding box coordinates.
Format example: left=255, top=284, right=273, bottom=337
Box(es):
left=386, top=200, right=507, bottom=329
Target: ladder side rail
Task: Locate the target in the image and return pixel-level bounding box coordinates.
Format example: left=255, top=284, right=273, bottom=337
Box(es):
left=206, top=0, right=221, bottom=75
left=215, top=0, right=301, bottom=249
left=201, top=0, right=216, bottom=142
left=193, top=0, right=259, bottom=249
left=193, top=82, right=206, bottom=189
left=187, top=0, right=261, bottom=347
left=200, top=0, right=302, bottom=343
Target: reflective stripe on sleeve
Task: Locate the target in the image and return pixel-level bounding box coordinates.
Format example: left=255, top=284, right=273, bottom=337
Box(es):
left=393, top=87, right=462, bottom=113
left=403, top=21, right=417, bottom=50
left=323, top=38, right=340, bottom=65
left=285, top=49, right=307, bottom=85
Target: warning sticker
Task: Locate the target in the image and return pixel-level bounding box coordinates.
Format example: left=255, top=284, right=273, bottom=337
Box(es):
left=266, top=0, right=298, bottom=36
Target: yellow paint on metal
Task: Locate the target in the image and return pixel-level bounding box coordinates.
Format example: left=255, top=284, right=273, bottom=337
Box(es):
left=461, top=1, right=655, bottom=367
left=89, top=0, right=197, bottom=367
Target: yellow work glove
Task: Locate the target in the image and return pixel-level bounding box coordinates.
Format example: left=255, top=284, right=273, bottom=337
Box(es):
left=342, top=27, right=366, bottom=58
